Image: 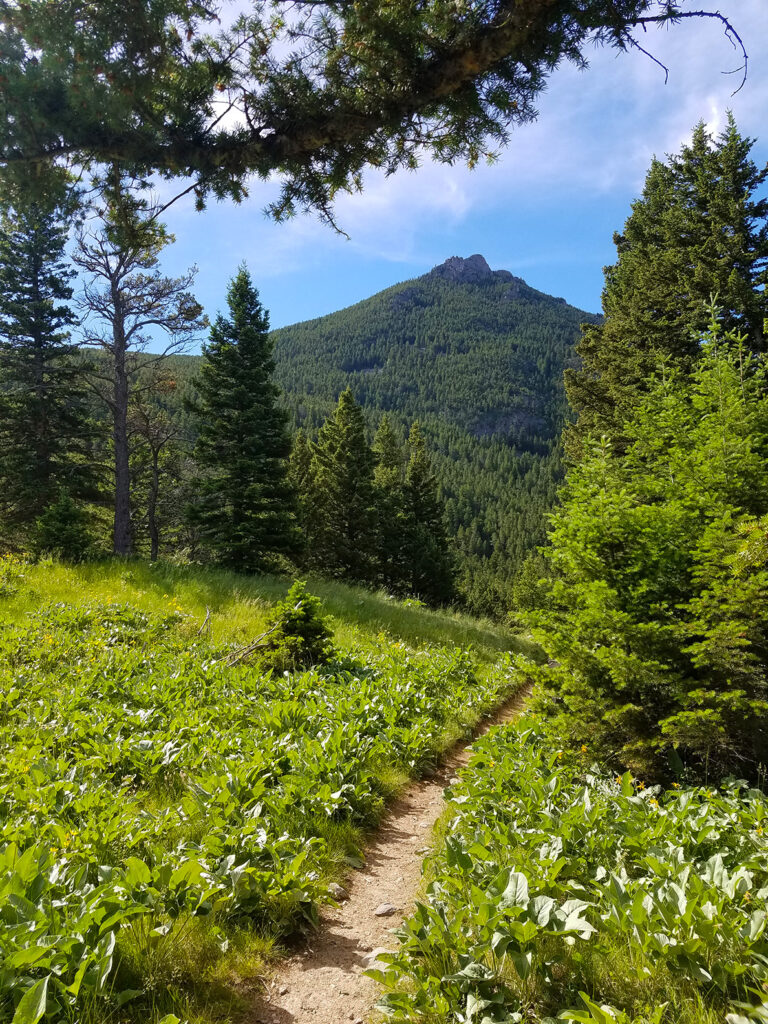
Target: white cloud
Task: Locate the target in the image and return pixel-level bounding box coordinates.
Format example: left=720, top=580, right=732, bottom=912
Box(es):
left=161, top=1, right=768, bottom=296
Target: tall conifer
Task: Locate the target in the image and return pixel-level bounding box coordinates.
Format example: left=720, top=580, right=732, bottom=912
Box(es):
left=190, top=267, right=298, bottom=572
left=288, top=427, right=313, bottom=565
left=566, top=114, right=768, bottom=451
left=373, top=415, right=407, bottom=591
left=402, top=422, right=455, bottom=605
left=308, top=388, right=376, bottom=581
left=0, top=189, right=94, bottom=543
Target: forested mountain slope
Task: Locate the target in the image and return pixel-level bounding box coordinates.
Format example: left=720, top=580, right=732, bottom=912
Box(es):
left=271, top=255, right=599, bottom=613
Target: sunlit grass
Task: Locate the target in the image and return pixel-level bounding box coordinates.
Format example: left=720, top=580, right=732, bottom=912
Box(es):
left=0, top=557, right=538, bottom=663
left=0, top=554, right=534, bottom=1024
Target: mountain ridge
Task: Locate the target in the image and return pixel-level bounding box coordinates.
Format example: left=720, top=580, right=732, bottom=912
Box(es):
left=269, top=255, right=599, bottom=613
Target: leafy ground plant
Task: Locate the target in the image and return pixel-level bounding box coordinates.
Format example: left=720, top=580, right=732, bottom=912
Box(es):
left=372, top=721, right=768, bottom=1024
left=0, top=563, right=522, bottom=1023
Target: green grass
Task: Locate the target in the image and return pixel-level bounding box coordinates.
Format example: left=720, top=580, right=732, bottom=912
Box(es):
left=0, top=557, right=538, bottom=663
left=0, top=555, right=532, bottom=1024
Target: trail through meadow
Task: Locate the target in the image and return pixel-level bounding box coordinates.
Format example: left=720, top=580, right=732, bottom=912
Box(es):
left=248, top=689, right=530, bottom=1024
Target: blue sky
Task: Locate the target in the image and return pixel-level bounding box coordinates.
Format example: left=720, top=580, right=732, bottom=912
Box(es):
left=157, top=1, right=768, bottom=336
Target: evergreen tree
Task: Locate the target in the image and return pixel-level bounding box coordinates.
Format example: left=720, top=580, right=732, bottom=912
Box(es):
left=0, top=189, right=95, bottom=543
left=373, top=415, right=407, bottom=592
left=307, top=388, right=376, bottom=581
left=402, top=422, right=455, bottom=605
left=288, top=427, right=313, bottom=564
left=190, top=267, right=298, bottom=572
left=33, top=489, right=92, bottom=561
left=566, top=114, right=768, bottom=452
left=529, top=317, right=768, bottom=781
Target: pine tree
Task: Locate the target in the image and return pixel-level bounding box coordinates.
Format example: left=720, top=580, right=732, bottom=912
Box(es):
left=402, top=422, right=455, bottom=605
left=288, top=428, right=314, bottom=566
left=0, top=189, right=95, bottom=544
left=307, top=388, right=376, bottom=581
left=75, top=171, right=205, bottom=556
left=190, top=267, right=298, bottom=572
left=373, top=415, right=407, bottom=592
left=566, top=114, right=768, bottom=452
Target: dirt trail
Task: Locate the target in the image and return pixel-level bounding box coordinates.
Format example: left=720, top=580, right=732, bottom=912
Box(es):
left=247, top=689, right=529, bottom=1024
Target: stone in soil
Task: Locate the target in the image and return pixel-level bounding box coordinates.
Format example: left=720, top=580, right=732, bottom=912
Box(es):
left=374, top=902, right=397, bottom=916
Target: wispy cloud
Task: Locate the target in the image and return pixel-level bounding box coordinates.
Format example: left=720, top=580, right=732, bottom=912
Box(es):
left=159, top=0, right=768, bottom=322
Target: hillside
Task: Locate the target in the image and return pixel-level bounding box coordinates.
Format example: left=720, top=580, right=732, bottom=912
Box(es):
left=162, top=256, right=597, bottom=613
left=271, top=255, right=599, bottom=612
left=0, top=556, right=529, bottom=1024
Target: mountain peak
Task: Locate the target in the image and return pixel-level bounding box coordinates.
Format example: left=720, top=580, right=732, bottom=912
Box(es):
left=428, top=254, right=494, bottom=284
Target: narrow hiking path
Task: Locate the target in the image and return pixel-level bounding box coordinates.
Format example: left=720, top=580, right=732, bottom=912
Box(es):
left=247, top=687, right=530, bottom=1024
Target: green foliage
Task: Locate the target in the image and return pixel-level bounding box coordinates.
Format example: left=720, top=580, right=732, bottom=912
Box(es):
left=0, top=186, right=96, bottom=545
left=190, top=266, right=298, bottom=572
left=259, top=580, right=335, bottom=672
left=0, top=559, right=521, bottom=1022
left=567, top=115, right=768, bottom=453
left=0, top=3, right=698, bottom=219
left=0, top=553, right=26, bottom=597
left=526, top=318, right=768, bottom=780
left=33, top=490, right=92, bottom=561
left=374, top=720, right=768, bottom=1024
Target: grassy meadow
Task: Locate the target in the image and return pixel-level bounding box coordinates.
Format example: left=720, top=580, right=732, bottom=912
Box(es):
left=0, top=556, right=530, bottom=1024
left=0, top=556, right=537, bottom=663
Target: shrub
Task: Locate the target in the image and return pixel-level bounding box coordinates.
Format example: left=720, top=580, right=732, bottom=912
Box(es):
left=0, top=553, right=27, bottom=597
left=259, top=580, right=336, bottom=672
left=525, top=320, right=768, bottom=781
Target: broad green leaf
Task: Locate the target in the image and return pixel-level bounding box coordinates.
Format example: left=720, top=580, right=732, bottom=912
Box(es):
left=499, top=871, right=529, bottom=909
left=124, top=857, right=152, bottom=887
left=12, top=976, right=49, bottom=1024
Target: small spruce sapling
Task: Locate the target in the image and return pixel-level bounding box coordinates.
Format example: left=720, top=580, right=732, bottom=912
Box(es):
left=259, top=581, right=335, bottom=672
left=33, top=491, right=92, bottom=561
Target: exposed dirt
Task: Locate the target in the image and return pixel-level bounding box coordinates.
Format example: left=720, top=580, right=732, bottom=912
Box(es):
left=247, top=688, right=529, bottom=1024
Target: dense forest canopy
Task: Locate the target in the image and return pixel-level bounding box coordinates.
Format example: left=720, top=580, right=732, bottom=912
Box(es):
left=271, top=255, right=597, bottom=611
left=0, top=2, right=745, bottom=219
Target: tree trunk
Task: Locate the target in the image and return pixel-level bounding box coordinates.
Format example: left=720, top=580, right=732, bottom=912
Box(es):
left=31, top=257, right=50, bottom=503
left=112, top=288, right=132, bottom=556
left=148, top=446, right=160, bottom=561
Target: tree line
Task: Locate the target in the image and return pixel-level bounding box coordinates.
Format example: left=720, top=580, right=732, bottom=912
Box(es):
left=0, top=172, right=455, bottom=606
